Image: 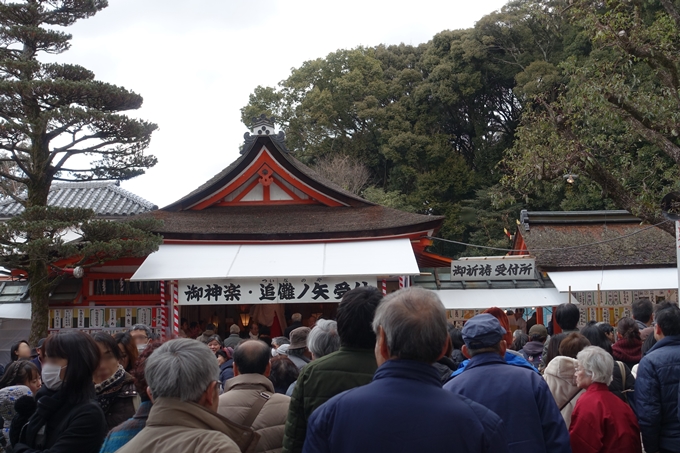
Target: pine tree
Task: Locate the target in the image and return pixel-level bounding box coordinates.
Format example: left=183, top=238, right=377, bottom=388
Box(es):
left=0, top=1, right=160, bottom=344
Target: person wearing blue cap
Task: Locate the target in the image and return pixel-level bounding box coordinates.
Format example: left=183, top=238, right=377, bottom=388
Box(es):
left=302, top=288, right=509, bottom=453
left=444, top=313, right=571, bottom=453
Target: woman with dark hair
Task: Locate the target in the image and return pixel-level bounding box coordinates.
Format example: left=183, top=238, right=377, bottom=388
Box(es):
left=12, top=331, right=107, bottom=452
left=216, top=349, right=234, bottom=386
left=9, top=341, right=31, bottom=364
left=612, top=318, right=642, bottom=369
left=448, top=326, right=465, bottom=370
left=113, top=332, right=138, bottom=373
left=580, top=324, right=635, bottom=404
left=99, top=341, right=162, bottom=453
left=596, top=322, right=615, bottom=344
left=92, top=333, right=137, bottom=430
left=269, top=355, right=299, bottom=395
left=542, top=333, right=567, bottom=371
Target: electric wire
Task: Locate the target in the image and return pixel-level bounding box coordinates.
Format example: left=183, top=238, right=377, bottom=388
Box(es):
left=426, top=220, right=671, bottom=253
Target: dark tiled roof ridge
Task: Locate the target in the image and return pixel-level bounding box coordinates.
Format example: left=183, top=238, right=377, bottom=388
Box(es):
left=0, top=181, right=157, bottom=217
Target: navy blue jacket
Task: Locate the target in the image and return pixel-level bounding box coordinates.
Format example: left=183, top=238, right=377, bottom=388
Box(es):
left=444, top=353, right=571, bottom=453
left=635, top=334, right=680, bottom=453
left=303, top=360, right=509, bottom=453
left=450, top=350, right=538, bottom=378
left=219, top=359, right=234, bottom=387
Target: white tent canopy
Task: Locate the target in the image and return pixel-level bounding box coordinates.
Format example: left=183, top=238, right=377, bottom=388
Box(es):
left=434, top=288, right=578, bottom=310
left=548, top=268, right=677, bottom=292
left=131, top=238, right=420, bottom=281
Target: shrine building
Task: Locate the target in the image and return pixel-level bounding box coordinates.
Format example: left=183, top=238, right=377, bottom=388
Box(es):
left=44, top=116, right=450, bottom=338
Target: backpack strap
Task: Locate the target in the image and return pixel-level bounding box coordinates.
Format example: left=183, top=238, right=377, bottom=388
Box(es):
left=559, top=390, right=581, bottom=411
left=241, top=392, right=271, bottom=428
left=617, top=361, right=630, bottom=405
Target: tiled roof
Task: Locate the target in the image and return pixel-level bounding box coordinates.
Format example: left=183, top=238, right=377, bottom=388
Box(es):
left=0, top=182, right=157, bottom=218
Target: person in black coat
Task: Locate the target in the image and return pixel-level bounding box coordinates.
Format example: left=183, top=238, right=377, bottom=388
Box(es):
left=93, top=333, right=137, bottom=431
left=12, top=331, right=107, bottom=453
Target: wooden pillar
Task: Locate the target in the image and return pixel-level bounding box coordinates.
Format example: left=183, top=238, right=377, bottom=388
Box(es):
left=552, top=305, right=562, bottom=334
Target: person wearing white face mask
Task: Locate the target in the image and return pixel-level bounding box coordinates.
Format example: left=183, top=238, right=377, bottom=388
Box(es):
left=11, top=331, right=107, bottom=453
left=130, top=324, right=154, bottom=353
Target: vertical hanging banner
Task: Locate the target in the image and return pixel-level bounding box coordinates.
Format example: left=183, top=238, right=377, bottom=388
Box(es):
left=108, top=309, right=117, bottom=328
left=89, top=309, right=104, bottom=329
left=125, top=308, right=132, bottom=327
left=382, top=280, right=387, bottom=295
left=62, top=309, right=72, bottom=328
left=137, top=308, right=151, bottom=326
left=53, top=309, right=61, bottom=329
left=77, top=309, right=85, bottom=328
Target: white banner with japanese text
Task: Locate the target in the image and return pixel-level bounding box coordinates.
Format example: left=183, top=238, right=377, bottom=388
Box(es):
left=450, top=258, right=536, bottom=281
left=178, top=277, right=378, bottom=305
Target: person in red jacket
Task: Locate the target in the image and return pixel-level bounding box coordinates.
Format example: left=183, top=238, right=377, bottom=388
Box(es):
left=570, top=346, right=641, bottom=453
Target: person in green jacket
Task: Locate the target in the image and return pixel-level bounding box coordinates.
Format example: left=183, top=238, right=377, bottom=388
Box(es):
left=281, top=286, right=383, bottom=453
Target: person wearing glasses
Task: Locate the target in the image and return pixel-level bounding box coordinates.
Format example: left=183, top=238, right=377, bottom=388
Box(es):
left=115, top=339, right=258, bottom=453
left=569, top=346, right=641, bottom=453
left=130, top=324, right=154, bottom=353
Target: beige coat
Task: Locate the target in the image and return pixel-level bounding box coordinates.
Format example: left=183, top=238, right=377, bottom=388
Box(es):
left=543, top=356, right=585, bottom=428
left=115, top=397, right=259, bottom=453
left=218, top=374, right=290, bottom=453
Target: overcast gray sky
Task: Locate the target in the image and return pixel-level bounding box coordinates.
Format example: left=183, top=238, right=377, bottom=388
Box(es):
left=51, top=0, right=509, bottom=207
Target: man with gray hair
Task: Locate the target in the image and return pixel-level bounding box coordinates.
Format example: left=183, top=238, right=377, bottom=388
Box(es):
left=444, top=314, right=570, bottom=453
left=303, top=287, right=508, bottom=453
left=115, top=338, right=259, bottom=453
left=224, top=324, right=243, bottom=349
left=307, top=319, right=340, bottom=359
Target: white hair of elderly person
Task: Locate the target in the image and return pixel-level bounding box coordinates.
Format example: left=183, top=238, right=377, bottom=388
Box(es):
left=307, top=319, right=341, bottom=360
left=570, top=346, right=641, bottom=453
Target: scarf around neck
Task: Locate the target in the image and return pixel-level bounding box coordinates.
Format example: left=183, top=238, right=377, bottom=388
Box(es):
left=612, top=338, right=642, bottom=364
left=95, top=365, right=128, bottom=413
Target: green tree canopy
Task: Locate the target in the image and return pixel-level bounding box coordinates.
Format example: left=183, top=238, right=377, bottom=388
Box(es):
left=504, top=0, right=680, bottom=234
left=243, top=0, right=673, bottom=259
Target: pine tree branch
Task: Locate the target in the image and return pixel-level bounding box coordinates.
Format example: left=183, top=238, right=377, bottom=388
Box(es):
left=45, top=119, right=80, bottom=141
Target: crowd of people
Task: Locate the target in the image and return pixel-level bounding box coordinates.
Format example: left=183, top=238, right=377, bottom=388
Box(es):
left=0, top=289, right=677, bottom=452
